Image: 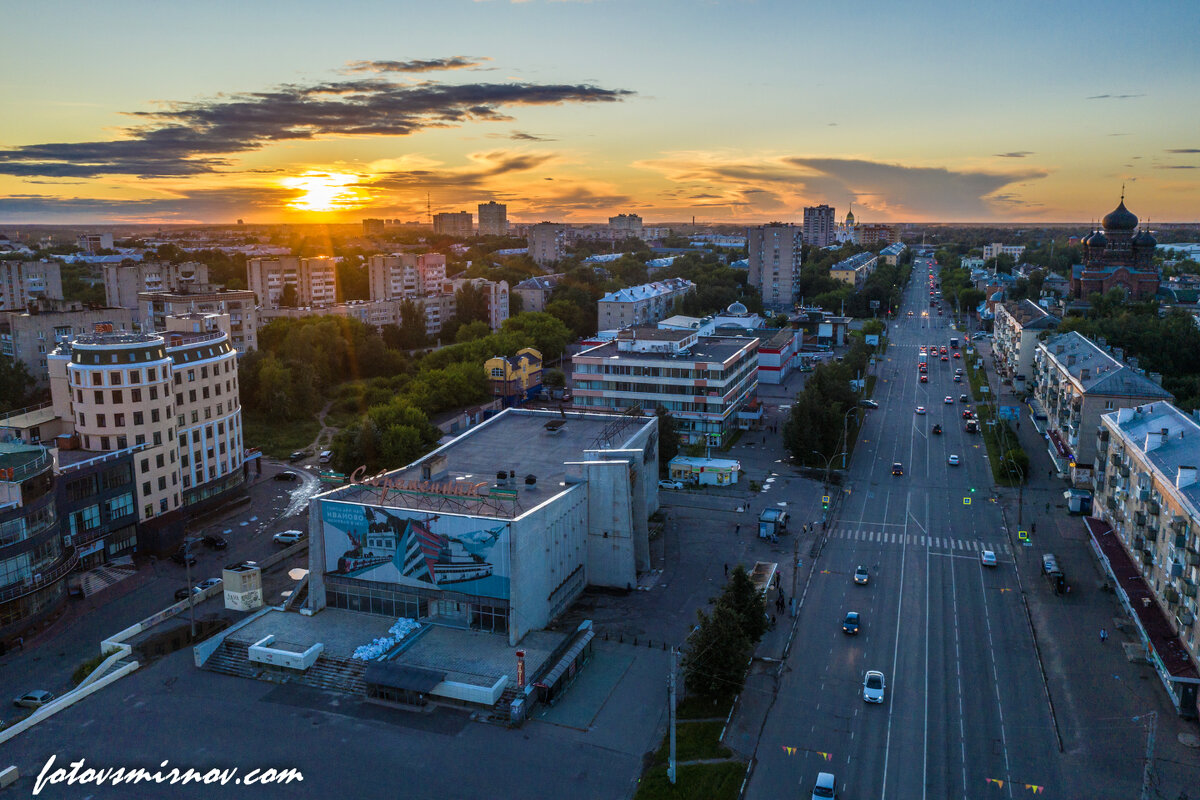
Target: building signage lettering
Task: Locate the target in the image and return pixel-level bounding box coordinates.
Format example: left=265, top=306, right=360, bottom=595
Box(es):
left=348, top=466, right=488, bottom=499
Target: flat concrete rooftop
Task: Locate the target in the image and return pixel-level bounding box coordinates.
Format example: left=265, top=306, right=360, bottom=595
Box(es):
left=329, top=408, right=652, bottom=517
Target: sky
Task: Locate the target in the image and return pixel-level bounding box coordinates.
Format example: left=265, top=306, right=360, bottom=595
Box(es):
left=2, top=0, right=1199, bottom=226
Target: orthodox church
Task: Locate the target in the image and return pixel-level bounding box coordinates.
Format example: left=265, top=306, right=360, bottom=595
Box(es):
left=1071, top=196, right=1160, bottom=300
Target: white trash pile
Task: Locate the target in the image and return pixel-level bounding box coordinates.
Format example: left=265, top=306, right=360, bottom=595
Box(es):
left=351, top=617, right=422, bottom=661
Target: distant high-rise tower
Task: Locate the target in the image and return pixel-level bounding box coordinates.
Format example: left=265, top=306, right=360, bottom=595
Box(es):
left=478, top=201, right=508, bottom=236
left=802, top=205, right=836, bottom=247
left=432, top=212, right=474, bottom=237
left=608, top=213, right=644, bottom=240
left=747, top=224, right=803, bottom=311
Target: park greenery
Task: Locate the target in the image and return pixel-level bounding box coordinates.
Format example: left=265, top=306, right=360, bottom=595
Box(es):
left=782, top=334, right=879, bottom=466
left=681, top=566, right=768, bottom=703
left=238, top=311, right=573, bottom=468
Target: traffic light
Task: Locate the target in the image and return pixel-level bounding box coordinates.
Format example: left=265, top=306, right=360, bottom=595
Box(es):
left=969, top=486, right=976, bottom=494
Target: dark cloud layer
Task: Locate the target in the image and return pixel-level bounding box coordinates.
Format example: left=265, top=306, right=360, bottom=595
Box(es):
left=1166, top=148, right=1200, bottom=154
left=368, top=150, right=557, bottom=190
left=0, top=74, right=632, bottom=178
left=1086, top=93, right=1144, bottom=100
left=0, top=187, right=296, bottom=221
left=345, top=57, right=488, bottom=73
left=994, top=151, right=1034, bottom=158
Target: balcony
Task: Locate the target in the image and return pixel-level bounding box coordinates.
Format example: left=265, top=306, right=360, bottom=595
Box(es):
left=1164, top=585, right=1181, bottom=604
left=1147, top=501, right=1160, bottom=516
left=1177, top=610, right=1196, bottom=629
left=1184, top=580, right=1199, bottom=599
left=1134, top=512, right=1147, bottom=527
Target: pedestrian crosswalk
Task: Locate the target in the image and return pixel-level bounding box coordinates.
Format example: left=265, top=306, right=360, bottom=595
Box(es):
left=828, top=527, right=1012, bottom=554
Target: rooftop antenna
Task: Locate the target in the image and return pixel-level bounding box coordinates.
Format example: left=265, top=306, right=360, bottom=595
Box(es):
left=1120, top=183, right=1125, bottom=203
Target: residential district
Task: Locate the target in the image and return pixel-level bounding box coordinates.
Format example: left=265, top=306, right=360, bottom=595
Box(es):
left=0, top=198, right=1198, bottom=798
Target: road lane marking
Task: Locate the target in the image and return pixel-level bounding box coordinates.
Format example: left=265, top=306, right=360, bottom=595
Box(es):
left=880, top=493, right=910, bottom=800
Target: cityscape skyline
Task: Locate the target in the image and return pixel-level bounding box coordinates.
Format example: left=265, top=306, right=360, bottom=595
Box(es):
left=2, top=0, right=1199, bottom=225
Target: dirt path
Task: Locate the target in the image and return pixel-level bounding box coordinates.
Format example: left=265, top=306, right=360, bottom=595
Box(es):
left=309, top=400, right=337, bottom=453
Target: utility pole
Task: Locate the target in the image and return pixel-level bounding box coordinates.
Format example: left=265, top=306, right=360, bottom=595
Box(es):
left=1138, top=711, right=1156, bottom=800
left=668, top=647, right=678, bottom=784
left=184, top=536, right=196, bottom=639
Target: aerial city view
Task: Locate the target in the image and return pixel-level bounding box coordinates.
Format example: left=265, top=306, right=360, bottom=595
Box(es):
left=2, top=1, right=1200, bottom=798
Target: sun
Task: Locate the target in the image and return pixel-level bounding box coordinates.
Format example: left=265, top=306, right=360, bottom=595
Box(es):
left=281, top=171, right=367, bottom=212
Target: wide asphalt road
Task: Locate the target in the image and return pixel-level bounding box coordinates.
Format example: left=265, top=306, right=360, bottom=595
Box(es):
left=749, top=258, right=1064, bottom=799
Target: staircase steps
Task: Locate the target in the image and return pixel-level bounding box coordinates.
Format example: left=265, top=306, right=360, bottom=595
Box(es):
left=202, top=640, right=261, bottom=680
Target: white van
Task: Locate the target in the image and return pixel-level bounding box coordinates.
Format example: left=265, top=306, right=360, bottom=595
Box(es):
left=318, top=450, right=333, bottom=464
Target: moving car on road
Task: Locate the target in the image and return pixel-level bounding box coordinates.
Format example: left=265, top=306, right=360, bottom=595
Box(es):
left=863, top=670, right=886, bottom=704
left=915, top=406, right=926, bottom=415
left=811, top=771, right=837, bottom=799
left=948, top=454, right=960, bottom=466
left=854, top=565, right=869, bottom=585
left=932, top=424, right=942, bottom=435
left=273, top=530, right=305, bottom=545
left=273, top=471, right=299, bottom=482
left=944, top=396, right=954, bottom=404
left=842, top=611, right=860, bottom=635
left=981, top=550, right=998, bottom=567
left=892, top=462, right=904, bottom=476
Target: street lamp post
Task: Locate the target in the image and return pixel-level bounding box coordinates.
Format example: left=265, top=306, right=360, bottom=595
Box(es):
left=811, top=449, right=849, bottom=498
left=841, top=407, right=859, bottom=470
left=183, top=536, right=197, bottom=639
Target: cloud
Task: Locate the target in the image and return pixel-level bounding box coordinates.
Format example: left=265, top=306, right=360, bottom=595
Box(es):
left=0, top=72, right=632, bottom=178
left=994, top=151, right=1034, bottom=158
left=0, top=187, right=297, bottom=222
left=635, top=152, right=1048, bottom=220
left=344, top=57, right=489, bottom=73
left=1086, top=93, right=1145, bottom=100
left=367, top=149, right=558, bottom=190
left=1166, top=148, right=1200, bottom=154
left=503, top=130, right=555, bottom=141
left=519, top=186, right=633, bottom=216
left=1155, top=165, right=1199, bottom=170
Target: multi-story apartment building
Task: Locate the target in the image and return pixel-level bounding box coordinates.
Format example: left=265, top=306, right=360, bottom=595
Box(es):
left=747, top=224, right=802, bottom=311
left=76, top=232, right=114, bottom=253
left=486, top=347, right=542, bottom=406
left=609, top=213, right=644, bottom=240
left=1, top=300, right=136, bottom=385
left=260, top=299, right=404, bottom=331
left=983, top=243, right=1026, bottom=262
left=138, top=288, right=258, bottom=353
left=362, top=218, right=385, bottom=235
left=0, top=260, right=63, bottom=311
left=830, top=252, right=878, bottom=288
left=1032, top=331, right=1172, bottom=473
left=47, top=314, right=245, bottom=551
left=528, top=222, right=567, bottom=267
left=247, top=256, right=337, bottom=308
left=597, top=278, right=696, bottom=331
left=992, top=300, right=1059, bottom=392
left=513, top=274, right=564, bottom=313
left=478, top=202, right=508, bottom=237
left=432, top=212, right=473, bottom=237
left=0, top=442, right=74, bottom=642
left=443, top=278, right=510, bottom=331
left=1093, top=403, right=1200, bottom=704
left=103, top=261, right=209, bottom=310
left=571, top=327, right=758, bottom=446
left=367, top=252, right=447, bottom=301
left=880, top=242, right=907, bottom=266
left=803, top=205, right=836, bottom=247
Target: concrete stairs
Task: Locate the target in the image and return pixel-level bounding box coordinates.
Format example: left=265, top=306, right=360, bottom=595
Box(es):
left=485, top=685, right=523, bottom=724
left=202, top=640, right=262, bottom=680
left=202, top=638, right=366, bottom=695
left=79, top=556, right=138, bottom=597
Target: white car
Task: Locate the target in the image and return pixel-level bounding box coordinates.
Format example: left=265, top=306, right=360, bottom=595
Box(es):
left=13, top=690, right=55, bottom=709
left=944, top=396, right=953, bottom=404
left=658, top=480, right=684, bottom=490
left=273, top=530, right=305, bottom=545
left=811, top=771, right=837, bottom=799
left=915, top=406, right=926, bottom=415
left=196, top=578, right=222, bottom=591
left=981, top=550, right=998, bottom=567
left=863, top=670, right=886, bottom=703
left=948, top=454, right=960, bottom=466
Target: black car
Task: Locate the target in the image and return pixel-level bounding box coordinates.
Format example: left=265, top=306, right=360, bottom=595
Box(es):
left=842, top=611, right=861, bottom=635
left=288, top=451, right=308, bottom=462
left=891, top=462, right=904, bottom=476
left=273, top=471, right=299, bottom=482
left=202, top=534, right=227, bottom=550
left=959, top=394, right=970, bottom=403
left=859, top=399, right=879, bottom=409
left=932, top=424, right=942, bottom=435
left=174, top=587, right=197, bottom=601
left=170, top=549, right=197, bottom=566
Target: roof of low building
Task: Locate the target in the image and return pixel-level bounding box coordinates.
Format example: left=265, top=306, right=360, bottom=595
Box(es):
left=1040, top=331, right=1173, bottom=399
left=1102, top=403, right=1200, bottom=520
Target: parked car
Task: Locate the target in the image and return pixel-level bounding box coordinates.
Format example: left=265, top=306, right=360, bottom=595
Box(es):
left=288, top=450, right=308, bottom=462
left=859, top=399, right=879, bottom=409
left=273, top=471, right=299, bottom=482
left=853, top=565, right=869, bottom=585
left=863, top=670, right=886, bottom=704
left=658, top=480, right=684, bottom=490
left=197, top=578, right=222, bottom=591
left=170, top=548, right=197, bottom=566
left=842, top=611, right=860, bottom=635
left=174, top=586, right=199, bottom=601
left=202, top=534, right=227, bottom=550
left=273, top=530, right=305, bottom=545
left=13, top=690, right=55, bottom=709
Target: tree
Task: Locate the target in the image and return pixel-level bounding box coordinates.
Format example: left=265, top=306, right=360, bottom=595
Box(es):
left=500, top=312, right=572, bottom=360
left=453, top=282, right=490, bottom=326
left=455, top=320, right=490, bottom=343
left=656, top=405, right=680, bottom=476
left=1000, top=447, right=1030, bottom=482
left=720, top=566, right=768, bottom=642
left=394, top=298, right=429, bottom=350
left=279, top=283, right=298, bottom=308
left=682, top=602, right=750, bottom=703
left=545, top=298, right=591, bottom=340
left=0, top=357, right=38, bottom=414
left=542, top=368, right=565, bottom=388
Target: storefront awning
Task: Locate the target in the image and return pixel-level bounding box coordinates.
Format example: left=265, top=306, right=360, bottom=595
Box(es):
left=364, top=662, right=446, bottom=693
left=535, top=629, right=595, bottom=688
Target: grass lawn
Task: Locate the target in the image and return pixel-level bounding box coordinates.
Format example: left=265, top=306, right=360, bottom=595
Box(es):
left=243, top=411, right=322, bottom=459
left=965, top=353, right=990, bottom=402
left=634, top=761, right=746, bottom=800
left=975, top=404, right=1022, bottom=487
left=652, top=721, right=733, bottom=764
left=676, top=695, right=734, bottom=721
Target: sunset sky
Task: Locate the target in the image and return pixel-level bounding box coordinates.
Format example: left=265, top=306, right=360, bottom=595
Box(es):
left=2, top=0, right=1198, bottom=225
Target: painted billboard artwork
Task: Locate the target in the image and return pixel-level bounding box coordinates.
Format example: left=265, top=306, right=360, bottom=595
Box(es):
left=322, top=501, right=511, bottom=600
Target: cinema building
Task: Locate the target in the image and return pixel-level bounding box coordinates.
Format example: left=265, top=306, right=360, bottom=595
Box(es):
left=307, top=408, right=660, bottom=645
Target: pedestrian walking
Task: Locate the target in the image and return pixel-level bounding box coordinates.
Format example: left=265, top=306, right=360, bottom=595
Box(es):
left=735, top=523, right=741, bottom=537
left=16, top=636, right=23, bottom=651
left=1031, top=523, right=1036, bottom=535
left=724, top=563, right=729, bottom=578
left=1100, top=628, right=1108, bottom=643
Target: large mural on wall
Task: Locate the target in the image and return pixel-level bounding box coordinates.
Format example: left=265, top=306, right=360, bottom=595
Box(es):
left=321, top=500, right=511, bottom=600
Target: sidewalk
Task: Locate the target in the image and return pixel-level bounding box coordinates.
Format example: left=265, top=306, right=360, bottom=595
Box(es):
left=976, top=341, right=1200, bottom=797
